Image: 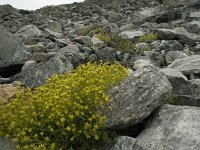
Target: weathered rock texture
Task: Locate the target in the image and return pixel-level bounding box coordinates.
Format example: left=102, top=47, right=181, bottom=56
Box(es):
left=136, top=104, right=200, bottom=150
left=106, top=65, right=172, bottom=129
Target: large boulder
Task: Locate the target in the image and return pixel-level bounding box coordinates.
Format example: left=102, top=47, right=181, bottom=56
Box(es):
left=10, top=54, right=73, bottom=88
left=165, top=51, right=187, bottom=64
left=136, top=104, right=200, bottom=150
left=0, top=26, right=31, bottom=68
left=154, top=28, right=176, bottom=40
left=168, top=55, right=200, bottom=78
left=156, top=9, right=182, bottom=24
left=105, top=65, right=172, bottom=129
left=15, top=25, right=42, bottom=38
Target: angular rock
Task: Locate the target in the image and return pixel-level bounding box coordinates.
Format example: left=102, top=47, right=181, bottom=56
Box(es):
left=10, top=54, right=73, bottom=88
left=175, top=27, right=197, bottom=47
left=156, top=9, right=182, bottom=24
left=106, top=65, right=172, bottom=129
left=103, top=23, right=120, bottom=36
left=133, top=59, right=153, bottom=70
left=161, top=68, right=191, bottom=95
left=47, top=20, right=62, bottom=33
left=190, top=79, right=200, bottom=98
left=44, top=28, right=63, bottom=38
left=59, top=44, right=80, bottom=54
left=27, top=44, right=46, bottom=53
left=91, top=35, right=104, bottom=45
left=32, top=52, right=54, bottom=63
left=120, top=30, right=145, bottom=40
left=185, top=21, right=200, bottom=33
left=168, top=55, right=200, bottom=76
left=188, top=0, right=200, bottom=9
left=154, top=28, right=176, bottom=40
left=95, top=47, right=117, bottom=62
left=136, top=104, right=200, bottom=150
left=15, top=25, right=42, bottom=38
left=160, top=40, right=183, bottom=51
left=0, top=26, right=31, bottom=67
left=106, top=11, right=123, bottom=23
left=73, top=35, right=92, bottom=46
left=165, top=51, right=188, bottom=64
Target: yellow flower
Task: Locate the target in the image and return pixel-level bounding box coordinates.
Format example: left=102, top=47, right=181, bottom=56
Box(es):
left=66, top=126, right=71, bottom=131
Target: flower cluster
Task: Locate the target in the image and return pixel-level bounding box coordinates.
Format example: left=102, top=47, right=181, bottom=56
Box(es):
left=0, top=62, right=128, bottom=150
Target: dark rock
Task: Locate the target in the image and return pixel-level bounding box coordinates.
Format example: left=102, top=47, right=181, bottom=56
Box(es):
left=160, top=40, right=183, bottom=51
left=0, top=26, right=31, bottom=67
left=154, top=28, right=176, bottom=40
left=10, top=54, right=73, bottom=88
left=95, top=47, right=117, bottom=62
left=188, top=0, right=200, bottom=9
left=156, top=10, right=182, bottom=24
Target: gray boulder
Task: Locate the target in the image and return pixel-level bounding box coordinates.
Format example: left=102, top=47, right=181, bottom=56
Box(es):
left=168, top=55, right=200, bottom=77
left=103, top=23, right=120, bottom=36
left=59, top=44, right=80, bottom=54
left=154, top=28, right=176, bottom=40
left=106, top=65, right=172, bottom=129
left=10, top=54, right=73, bottom=88
left=188, top=0, right=200, bottom=9
left=160, top=40, right=183, bottom=51
left=0, top=26, right=31, bottom=67
left=47, top=20, right=62, bottom=33
left=190, top=79, right=200, bottom=99
left=185, top=21, right=200, bottom=33
left=175, top=27, right=197, bottom=47
left=136, top=104, right=200, bottom=150
left=15, top=25, right=42, bottom=38
left=120, top=30, right=144, bottom=40
left=106, top=11, right=123, bottom=23
left=161, top=68, right=191, bottom=95
left=96, top=47, right=117, bottom=62
left=165, top=51, right=188, bottom=64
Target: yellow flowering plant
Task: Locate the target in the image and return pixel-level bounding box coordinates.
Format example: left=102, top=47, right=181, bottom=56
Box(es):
left=0, top=62, right=128, bottom=150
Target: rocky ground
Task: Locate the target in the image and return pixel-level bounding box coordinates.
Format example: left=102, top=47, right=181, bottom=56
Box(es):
left=1, top=0, right=200, bottom=149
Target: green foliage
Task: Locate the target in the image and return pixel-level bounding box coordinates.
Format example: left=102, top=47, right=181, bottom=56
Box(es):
left=138, top=34, right=158, bottom=43
left=112, top=36, right=136, bottom=53
left=164, top=92, right=177, bottom=104
left=96, top=34, right=112, bottom=43
left=79, top=26, right=103, bottom=36
left=0, top=62, right=128, bottom=150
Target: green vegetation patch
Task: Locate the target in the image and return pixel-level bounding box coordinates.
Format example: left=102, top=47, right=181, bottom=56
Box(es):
left=0, top=62, right=128, bottom=150
left=138, top=34, right=158, bottom=43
